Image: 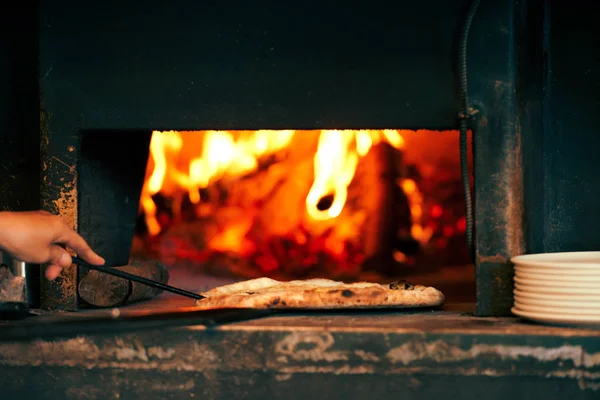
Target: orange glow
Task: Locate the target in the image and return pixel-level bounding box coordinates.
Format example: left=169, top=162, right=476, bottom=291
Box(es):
left=142, top=130, right=186, bottom=236
left=208, top=213, right=256, bottom=256
left=140, top=130, right=295, bottom=235
left=431, top=204, right=443, bottom=218
left=393, top=250, right=407, bottom=263
left=456, top=216, right=467, bottom=233
left=140, top=129, right=422, bottom=255
left=401, top=179, right=417, bottom=194
left=399, top=178, right=433, bottom=244
left=305, top=129, right=404, bottom=221
left=443, top=226, right=455, bottom=237
left=131, top=127, right=476, bottom=276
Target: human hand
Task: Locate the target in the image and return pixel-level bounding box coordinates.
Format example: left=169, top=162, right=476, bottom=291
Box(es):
left=0, top=210, right=105, bottom=280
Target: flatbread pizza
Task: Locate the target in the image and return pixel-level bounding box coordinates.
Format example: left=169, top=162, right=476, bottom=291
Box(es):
left=194, top=277, right=444, bottom=310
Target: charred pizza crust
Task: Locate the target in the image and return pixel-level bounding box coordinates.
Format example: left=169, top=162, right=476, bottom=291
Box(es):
left=194, top=277, right=445, bottom=310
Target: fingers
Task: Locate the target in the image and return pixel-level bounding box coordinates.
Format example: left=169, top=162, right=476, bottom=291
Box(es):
left=45, top=264, right=63, bottom=280
left=44, top=244, right=72, bottom=280
left=55, top=224, right=105, bottom=266
left=48, top=244, right=73, bottom=268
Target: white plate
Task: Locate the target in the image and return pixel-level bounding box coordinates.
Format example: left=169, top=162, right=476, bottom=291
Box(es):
left=515, top=270, right=600, bottom=282
left=515, top=282, right=600, bottom=295
left=511, top=251, right=600, bottom=269
left=514, top=289, right=600, bottom=302
left=515, top=266, right=600, bottom=276
left=514, top=295, right=600, bottom=309
left=514, top=301, right=600, bottom=316
left=514, top=276, right=600, bottom=288
left=512, top=307, right=600, bottom=326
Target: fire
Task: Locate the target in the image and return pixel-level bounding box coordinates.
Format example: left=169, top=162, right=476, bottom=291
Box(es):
left=140, top=129, right=423, bottom=252
left=400, top=178, right=433, bottom=244
left=141, top=130, right=185, bottom=236
left=305, top=129, right=404, bottom=220
left=187, top=129, right=296, bottom=196
left=140, top=130, right=295, bottom=236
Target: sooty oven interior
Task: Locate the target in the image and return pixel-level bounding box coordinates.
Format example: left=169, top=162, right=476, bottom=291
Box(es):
left=1, top=0, right=599, bottom=317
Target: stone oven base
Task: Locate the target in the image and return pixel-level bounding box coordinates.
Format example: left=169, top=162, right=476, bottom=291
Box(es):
left=1, top=302, right=599, bottom=400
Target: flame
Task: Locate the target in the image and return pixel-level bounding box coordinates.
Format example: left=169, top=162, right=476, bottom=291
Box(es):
left=147, top=130, right=183, bottom=194
left=140, top=131, right=186, bottom=236
left=141, top=129, right=407, bottom=238
left=305, top=129, right=404, bottom=221
left=141, top=130, right=295, bottom=235
left=400, top=178, right=433, bottom=244
left=305, top=130, right=358, bottom=221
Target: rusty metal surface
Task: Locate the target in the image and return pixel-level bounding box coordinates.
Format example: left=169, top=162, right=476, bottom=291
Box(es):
left=0, top=309, right=599, bottom=399
left=39, top=104, right=80, bottom=311
left=470, top=0, right=525, bottom=317
left=472, top=0, right=600, bottom=317
left=39, top=18, right=81, bottom=310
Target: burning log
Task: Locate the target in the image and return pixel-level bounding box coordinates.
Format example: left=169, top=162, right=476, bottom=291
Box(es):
left=356, top=142, right=401, bottom=272
left=78, top=260, right=169, bottom=307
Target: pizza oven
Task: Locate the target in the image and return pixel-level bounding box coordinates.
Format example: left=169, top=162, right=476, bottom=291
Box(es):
left=1, top=0, right=600, bottom=398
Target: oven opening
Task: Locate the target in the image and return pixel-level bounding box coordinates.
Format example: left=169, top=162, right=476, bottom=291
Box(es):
left=129, top=129, right=474, bottom=303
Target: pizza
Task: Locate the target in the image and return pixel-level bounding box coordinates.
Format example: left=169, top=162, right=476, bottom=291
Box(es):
left=194, top=277, right=444, bottom=310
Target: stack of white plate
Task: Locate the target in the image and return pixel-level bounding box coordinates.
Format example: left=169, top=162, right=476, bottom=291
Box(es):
left=510, top=251, right=600, bottom=326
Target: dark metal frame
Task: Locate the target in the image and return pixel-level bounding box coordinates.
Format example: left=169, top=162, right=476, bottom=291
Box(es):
left=1, top=0, right=598, bottom=315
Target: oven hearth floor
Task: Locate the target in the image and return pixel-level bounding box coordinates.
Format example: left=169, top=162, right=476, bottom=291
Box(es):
left=1, top=294, right=599, bottom=399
